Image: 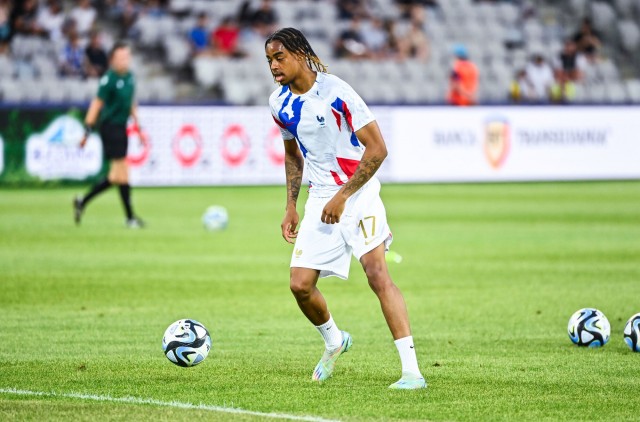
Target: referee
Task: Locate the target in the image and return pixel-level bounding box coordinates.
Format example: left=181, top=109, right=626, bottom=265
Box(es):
left=74, top=41, right=144, bottom=228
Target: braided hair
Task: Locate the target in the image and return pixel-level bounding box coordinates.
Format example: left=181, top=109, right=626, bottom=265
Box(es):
left=265, top=27, right=328, bottom=75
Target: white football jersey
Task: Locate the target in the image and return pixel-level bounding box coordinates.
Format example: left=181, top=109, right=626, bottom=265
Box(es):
left=269, top=72, right=376, bottom=197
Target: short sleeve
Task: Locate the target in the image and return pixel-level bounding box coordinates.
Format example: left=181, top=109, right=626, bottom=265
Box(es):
left=269, top=100, right=295, bottom=140
left=337, top=81, right=375, bottom=132
left=97, top=73, right=110, bottom=100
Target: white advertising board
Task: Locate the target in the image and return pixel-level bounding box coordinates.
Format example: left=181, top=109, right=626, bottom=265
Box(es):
left=26, top=115, right=102, bottom=181
left=389, top=106, right=640, bottom=182
left=128, top=106, right=640, bottom=186
left=129, top=107, right=286, bottom=186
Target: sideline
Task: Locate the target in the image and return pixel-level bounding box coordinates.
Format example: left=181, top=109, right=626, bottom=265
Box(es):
left=0, top=387, right=341, bottom=422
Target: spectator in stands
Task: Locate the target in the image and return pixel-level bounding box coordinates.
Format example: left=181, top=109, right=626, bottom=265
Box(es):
left=85, top=30, right=108, bottom=77
left=396, top=0, right=440, bottom=20
left=397, top=6, right=430, bottom=61
left=447, top=44, right=478, bottom=106
left=211, top=17, right=245, bottom=58
left=59, top=29, right=85, bottom=78
left=189, top=12, right=211, bottom=56
left=12, top=0, right=45, bottom=37
left=0, top=0, right=11, bottom=46
left=337, top=0, right=369, bottom=20
left=251, top=0, right=278, bottom=37
left=143, top=0, right=165, bottom=19
left=36, top=0, right=65, bottom=42
left=335, top=17, right=369, bottom=59
left=381, top=18, right=401, bottom=59
left=524, top=53, right=554, bottom=102
left=553, top=39, right=585, bottom=102
left=573, top=18, right=602, bottom=55
left=509, top=68, right=533, bottom=103
left=361, top=16, right=388, bottom=59
left=70, top=0, right=97, bottom=38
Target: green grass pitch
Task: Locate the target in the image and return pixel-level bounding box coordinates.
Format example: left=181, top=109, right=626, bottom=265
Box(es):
left=1, top=182, right=639, bottom=421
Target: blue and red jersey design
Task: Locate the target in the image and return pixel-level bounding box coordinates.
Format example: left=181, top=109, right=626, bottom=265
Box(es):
left=269, top=73, right=375, bottom=196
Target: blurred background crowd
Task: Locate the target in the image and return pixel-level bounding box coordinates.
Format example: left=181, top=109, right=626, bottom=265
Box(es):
left=2, top=0, right=640, bottom=105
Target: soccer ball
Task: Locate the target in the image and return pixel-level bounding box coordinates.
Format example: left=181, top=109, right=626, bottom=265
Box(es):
left=202, top=205, right=228, bottom=231
left=623, top=313, right=640, bottom=352
left=162, top=319, right=212, bottom=367
left=567, top=308, right=610, bottom=348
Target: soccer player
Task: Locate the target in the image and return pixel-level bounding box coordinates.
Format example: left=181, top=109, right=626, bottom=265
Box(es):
left=74, top=41, right=144, bottom=228
left=266, top=28, right=426, bottom=389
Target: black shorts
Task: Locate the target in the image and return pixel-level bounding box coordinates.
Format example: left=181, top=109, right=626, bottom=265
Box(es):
left=99, top=123, right=128, bottom=160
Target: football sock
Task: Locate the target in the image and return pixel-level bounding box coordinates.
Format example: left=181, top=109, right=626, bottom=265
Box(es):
left=315, top=314, right=343, bottom=350
left=81, top=178, right=111, bottom=207
left=118, top=184, right=134, bottom=220
left=394, top=336, right=422, bottom=377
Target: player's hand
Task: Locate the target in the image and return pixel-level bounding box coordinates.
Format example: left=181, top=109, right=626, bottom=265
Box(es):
left=321, top=193, right=346, bottom=224
left=281, top=207, right=299, bottom=244
left=79, top=135, right=88, bottom=149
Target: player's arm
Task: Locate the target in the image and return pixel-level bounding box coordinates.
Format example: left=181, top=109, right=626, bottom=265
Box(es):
left=281, top=138, right=304, bottom=243
left=80, top=97, right=104, bottom=148
left=321, top=120, right=387, bottom=224
left=130, top=102, right=140, bottom=128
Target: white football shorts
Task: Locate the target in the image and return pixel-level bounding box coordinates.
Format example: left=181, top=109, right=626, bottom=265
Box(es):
left=291, top=179, right=393, bottom=280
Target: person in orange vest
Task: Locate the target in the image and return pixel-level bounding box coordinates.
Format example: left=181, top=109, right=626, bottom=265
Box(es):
left=447, top=44, right=478, bottom=106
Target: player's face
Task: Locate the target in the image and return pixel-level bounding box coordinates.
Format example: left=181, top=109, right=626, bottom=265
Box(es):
left=111, top=47, right=131, bottom=74
left=265, top=40, right=303, bottom=85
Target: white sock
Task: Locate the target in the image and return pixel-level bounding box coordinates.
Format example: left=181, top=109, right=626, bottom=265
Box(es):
left=315, top=314, right=343, bottom=350
left=394, top=336, right=422, bottom=378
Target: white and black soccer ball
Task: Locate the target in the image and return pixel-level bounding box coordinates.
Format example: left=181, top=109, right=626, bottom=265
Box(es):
left=567, top=308, right=610, bottom=348
left=162, top=319, right=212, bottom=367
left=202, top=205, right=228, bottom=231
left=623, top=313, right=640, bottom=352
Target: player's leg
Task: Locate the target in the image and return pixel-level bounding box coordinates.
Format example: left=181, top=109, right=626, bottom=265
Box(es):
left=110, top=159, right=140, bottom=227
left=290, top=266, right=352, bottom=381
left=290, top=267, right=327, bottom=325
left=74, top=163, right=112, bottom=225
left=360, top=244, right=411, bottom=339
left=360, top=245, right=426, bottom=389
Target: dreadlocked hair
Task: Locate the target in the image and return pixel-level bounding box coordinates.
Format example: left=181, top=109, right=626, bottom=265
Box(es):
left=265, top=27, right=328, bottom=75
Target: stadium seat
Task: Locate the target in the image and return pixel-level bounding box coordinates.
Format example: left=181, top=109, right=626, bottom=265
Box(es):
left=0, top=56, right=14, bottom=78
left=569, top=0, right=589, bottom=15
left=498, top=3, right=520, bottom=26
left=136, top=15, right=163, bottom=47
left=43, top=78, right=66, bottom=103
left=223, top=79, right=261, bottom=105
left=614, top=0, right=635, bottom=15
left=605, top=82, right=628, bottom=103
left=151, top=76, right=176, bottom=102
left=192, top=56, right=223, bottom=89
left=625, top=79, right=640, bottom=102
left=163, top=35, right=190, bottom=68
left=618, top=20, right=640, bottom=52
left=590, top=2, right=617, bottom=36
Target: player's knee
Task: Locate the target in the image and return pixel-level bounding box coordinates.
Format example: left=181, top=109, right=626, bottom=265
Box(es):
left=290, top=277, right=313, bottom=299
left=365, top=264, right=392, bottom=293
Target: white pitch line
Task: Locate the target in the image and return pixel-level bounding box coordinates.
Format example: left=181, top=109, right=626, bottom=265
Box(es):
left=0, top=388, right=340, bottom=422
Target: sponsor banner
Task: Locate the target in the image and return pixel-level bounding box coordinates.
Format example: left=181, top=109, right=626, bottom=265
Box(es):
left=390, top=106, right=640, bottom=182
left=26, top=115, right=102, bottom=180
left=130, top=107, right=286, bottom=186
left=130, top=106, right=395, bottom=187
left=1, top=106, right=639, bottom=185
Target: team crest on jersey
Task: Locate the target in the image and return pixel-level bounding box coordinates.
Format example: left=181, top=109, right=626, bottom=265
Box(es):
left=316, top=115, right=325, bottom=127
